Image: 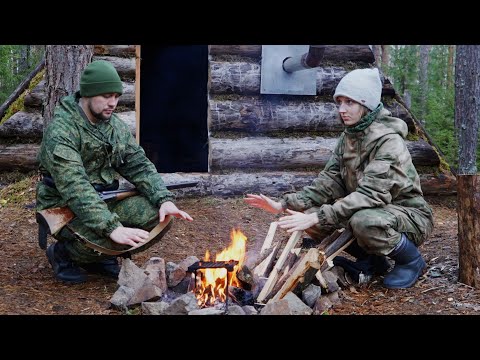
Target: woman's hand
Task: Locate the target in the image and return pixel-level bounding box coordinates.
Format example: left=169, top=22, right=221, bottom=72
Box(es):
left=278, top=209, right=319, bottom=232
left=159, top=201, right=193, bottom=222
left=244, top=193, right=284, bottom=214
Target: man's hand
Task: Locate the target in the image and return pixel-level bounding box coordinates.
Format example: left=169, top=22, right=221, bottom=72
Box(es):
left=159, top=201, right=193, bottom=222
left=110, top=226, right=149, bottom=247
left=244, top=193, right=284, bottom=214
left=278, top=209, right=319, bottom=232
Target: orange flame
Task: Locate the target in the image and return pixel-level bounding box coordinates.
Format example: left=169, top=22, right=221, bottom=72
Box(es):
left=195, top=228, right=247, bottom=307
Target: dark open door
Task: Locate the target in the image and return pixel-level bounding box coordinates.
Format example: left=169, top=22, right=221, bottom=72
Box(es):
left=139, top=45, right=208, bottom=172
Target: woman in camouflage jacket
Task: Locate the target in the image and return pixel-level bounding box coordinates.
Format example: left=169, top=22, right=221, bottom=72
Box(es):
left=245, top=68, right=433, bottom=289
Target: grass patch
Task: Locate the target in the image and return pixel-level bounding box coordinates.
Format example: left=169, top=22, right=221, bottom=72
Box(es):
left=0, top=173, right=37, bottom=208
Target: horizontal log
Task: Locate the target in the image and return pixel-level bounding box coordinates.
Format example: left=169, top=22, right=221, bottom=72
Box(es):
left=92, top=56, right=136, bottom=80
left=211, top=62, right=396, bottom=97
left=0, top=111, right=44, bottom=138
left=158, top=171, right=455, bottom=197
left=94, top=45, right=136, bottom=57
left=0, top=146, right=456, bottom=196
left=0, top=144, right=40, bottom=171
left=0, top=111, right=135, bottom=139
left=210, top=45, right=374, bottom=63
left=210, top=99, right=413, bottom=133
left=210, top=137, right=438, bottom=170
left=24, top=80, right=135, bottom=110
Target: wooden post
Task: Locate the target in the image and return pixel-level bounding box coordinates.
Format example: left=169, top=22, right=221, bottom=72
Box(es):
left=457, top=175, right=480, bottom=287
left=135, top=45, right=141, bottom=144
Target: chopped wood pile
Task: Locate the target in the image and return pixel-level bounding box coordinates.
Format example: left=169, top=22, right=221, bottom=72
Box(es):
left=111, top=223, right=360, bottom=315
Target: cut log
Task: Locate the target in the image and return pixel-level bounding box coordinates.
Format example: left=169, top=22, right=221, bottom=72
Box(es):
left=92, top=56, right=135, bottom=80
left=211, top=62, right=396, bottom=98
left=270, top=248, right=323, bottom=302
left=210, top=99, right=414, bottom=133
left=0, top=111, right=44, bottom=139
left=256, top=230, right=303, bottom=303
left=94, top=45, right=136, bottom=57
left=0, top=148, right=456, bottom=196
left=0, top=110, right=135, bottom=139
left=25, top=80, right=135, bottom=110
left=252, top=221, right=280, bottom=277
left=0, top=144, right=40, bottom=171
left=210, top=45, right=375, bottom=63
left=210, top=137, right=440, bottom=170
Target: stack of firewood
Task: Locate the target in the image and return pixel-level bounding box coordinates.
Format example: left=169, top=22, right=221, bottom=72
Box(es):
left=250, top=222, right=355, bottom=314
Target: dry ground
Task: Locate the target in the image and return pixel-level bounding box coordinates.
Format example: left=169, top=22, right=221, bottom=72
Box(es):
left=1, top=174, right=478, bottom=315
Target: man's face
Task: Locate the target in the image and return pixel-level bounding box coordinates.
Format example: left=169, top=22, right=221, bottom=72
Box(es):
left=87, top=93, right=120, bottom=121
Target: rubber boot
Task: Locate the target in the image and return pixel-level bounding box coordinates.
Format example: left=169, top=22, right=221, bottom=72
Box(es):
left=81, top=257, right=120, bottom=279
left=383, top=233, right=426, bottom=289
left=333, top=241, right=391, bottom=284
left=46, top=242, right=88, bottom=284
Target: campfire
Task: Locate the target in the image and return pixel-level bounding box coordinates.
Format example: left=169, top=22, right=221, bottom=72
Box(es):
left=190, top=228, right=247, bottom=308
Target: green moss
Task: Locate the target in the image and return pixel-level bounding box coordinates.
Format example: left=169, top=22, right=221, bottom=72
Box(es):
left=0, top=68, right=45, bottom=126
left=406, top=133, right=420, bottom=141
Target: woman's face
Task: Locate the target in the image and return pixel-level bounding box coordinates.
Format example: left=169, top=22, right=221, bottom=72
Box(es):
left=336, top=96, right=365, bottom=126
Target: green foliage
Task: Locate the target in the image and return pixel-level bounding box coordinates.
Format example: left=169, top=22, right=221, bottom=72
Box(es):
left=385, top=45, right=465, bottom=170
left=0, top=45, right=45, bottom=105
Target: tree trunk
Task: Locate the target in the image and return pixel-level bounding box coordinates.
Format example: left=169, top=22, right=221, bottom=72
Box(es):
left=381, top=45, right=390, bottom=68
left=455, top=45, right=480, bottom=287
left=447, top=45, right=455, bottom=90
left=419, top=45, right=431, bottom=124
left=43, top=45, right=94, bottom=126
left=455, top=45, right=480, bottom=175
left=372, top=45, right=382, bottom=67
left=457, top=176, right=480, bottom=287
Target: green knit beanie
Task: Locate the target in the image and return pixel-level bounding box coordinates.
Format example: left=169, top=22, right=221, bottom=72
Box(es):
left=79, top=60, right=123, bottom=97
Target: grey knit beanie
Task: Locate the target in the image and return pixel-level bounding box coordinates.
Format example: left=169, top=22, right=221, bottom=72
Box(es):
left=333, top=68, right=382, bottom=110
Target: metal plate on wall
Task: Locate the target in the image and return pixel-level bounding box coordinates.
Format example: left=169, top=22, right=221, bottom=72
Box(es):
left=260, top=45, right=317, bottom=95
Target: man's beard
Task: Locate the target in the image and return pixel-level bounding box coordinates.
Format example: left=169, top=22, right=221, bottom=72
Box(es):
left=90, top=106, right=113, bottom=122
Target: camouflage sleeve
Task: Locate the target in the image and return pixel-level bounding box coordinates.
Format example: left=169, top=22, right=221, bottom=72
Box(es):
left=115, top=128, right=174, bottom=207
left=281, top=136, right=347, bottom=212
left=316, top=135, right=406, bottom=226
left=44, top=136, right=122, bottom=237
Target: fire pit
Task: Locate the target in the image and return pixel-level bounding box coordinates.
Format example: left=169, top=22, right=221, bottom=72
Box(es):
left=187, top=229, right=247, bottom=310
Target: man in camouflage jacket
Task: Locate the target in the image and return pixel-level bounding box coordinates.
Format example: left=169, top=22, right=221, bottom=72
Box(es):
left=37, top=60, right=193, bottom=284
left=245, top=68, right=434, bottom=289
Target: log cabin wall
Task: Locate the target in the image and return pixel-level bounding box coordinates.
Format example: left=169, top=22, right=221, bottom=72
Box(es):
left=0, top=45, right=457, bottom=197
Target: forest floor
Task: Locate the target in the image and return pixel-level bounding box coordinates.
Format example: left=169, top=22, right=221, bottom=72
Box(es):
left=1, top=172, right=479, bottom=316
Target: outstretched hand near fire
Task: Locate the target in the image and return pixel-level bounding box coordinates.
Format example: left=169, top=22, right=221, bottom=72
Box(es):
left=278, top=209, right=319, bottom=232
left=244, top=194, right=284, bottom=214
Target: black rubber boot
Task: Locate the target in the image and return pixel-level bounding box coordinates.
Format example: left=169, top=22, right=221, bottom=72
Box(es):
left=46, top=242, right=88, bottom=284
left=81, top=257, right=120, bottom=279
left=333, top=241, right=391, bottom=284
left=383, top=233, right=426, bottom=289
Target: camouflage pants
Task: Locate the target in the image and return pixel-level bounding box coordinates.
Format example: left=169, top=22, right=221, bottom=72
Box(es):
left=54, top=195, right=172, bottom=264
left=304, top=204, right=434, bottom=256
